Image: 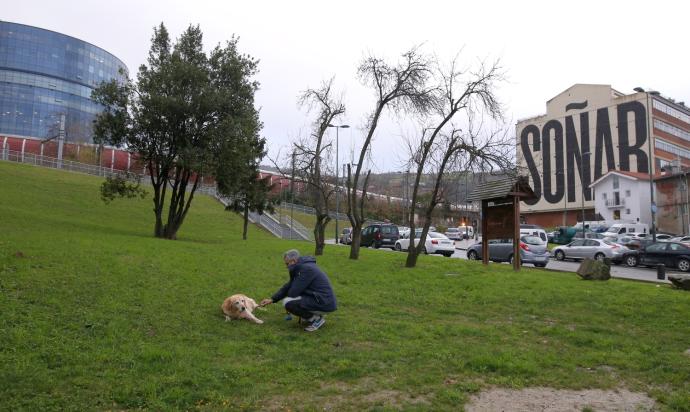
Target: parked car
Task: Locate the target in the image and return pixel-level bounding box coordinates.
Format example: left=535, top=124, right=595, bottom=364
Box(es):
left=547, top=230, right=559, bottom=243
left=520, top=224, right=548, bottom=243
left=670, top=236, right=690, bottom=243
left=572, top=231, right=605, bottom=239
left=603, top=223, right=649, bottom=238
left=654, top=233, right=675, bottom=241
left=339, top=227, right=352, bottom=244
left=465, top=235, right=550, bottom=267
left=457, top=225, right=474, bottom=239
left=360, top=224, right=400, bottom=249
left=637, top=242, right=690, bottom=271
left=395, top=231, right=455, bottom=257
left=616, top=237, right=655, bottom=252
left=445, top=227, right=462, bottom=240
left=552, top=238, right=634, bottom=264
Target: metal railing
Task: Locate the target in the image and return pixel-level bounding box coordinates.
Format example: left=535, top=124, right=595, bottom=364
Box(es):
left=1, top=148, right=218, bottom=195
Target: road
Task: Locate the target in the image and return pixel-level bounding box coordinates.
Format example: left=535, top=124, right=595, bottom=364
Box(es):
left=330, top=237, right=673, bottom=284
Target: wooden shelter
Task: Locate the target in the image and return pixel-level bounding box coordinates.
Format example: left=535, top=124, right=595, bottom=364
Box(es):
left=466, top=176, right=537, bottom=271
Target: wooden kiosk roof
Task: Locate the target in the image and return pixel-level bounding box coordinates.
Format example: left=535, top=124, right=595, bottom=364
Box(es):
left=466, top=175, right=537, bottom=203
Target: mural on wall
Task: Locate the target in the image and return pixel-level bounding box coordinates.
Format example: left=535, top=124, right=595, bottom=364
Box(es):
left=517, top=87, right=650, bottom=212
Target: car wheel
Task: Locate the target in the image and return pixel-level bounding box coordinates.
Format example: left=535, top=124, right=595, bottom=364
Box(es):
left=678, top=258, right=690, bottom=272
left=467, top=250, right=478, bottom=260
left=534, top=263, right=546, bottom=268
left=625, top=255, right=638, bottom=267
left=374, top=242, right=380, bottom=249
left=422, top=247, right=428, bottom=255
left=555, top=250, right=565, bottom=261
left=394, top=243, right=402, bottom=251
left=444, top=253, right=453, bottom=258
left=594, top=252, right=605, bottom=261
left=508, top=254, right=514, bottom=265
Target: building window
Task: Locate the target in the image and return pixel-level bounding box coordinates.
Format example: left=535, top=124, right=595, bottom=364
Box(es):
left=655, top=139, right=690, bottom=160
left=614, top=191, right=620, bottom=205
left=654, top=99, right=690, bottom=124
left=625, top=190, right=631, bottom=197
left=625, top=209, right=631, bottom=214
left=654, top=119, right=690, bottom=142
left=613, top=175, right=619, bottom=189
left=602, top=193, right=607, bottom=200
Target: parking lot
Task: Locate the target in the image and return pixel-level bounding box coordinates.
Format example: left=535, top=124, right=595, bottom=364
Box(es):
left=334, top=238, right=674, bottom=284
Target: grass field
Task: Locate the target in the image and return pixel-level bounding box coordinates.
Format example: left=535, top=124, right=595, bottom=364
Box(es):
left=1, top=161, right=689, bottom=411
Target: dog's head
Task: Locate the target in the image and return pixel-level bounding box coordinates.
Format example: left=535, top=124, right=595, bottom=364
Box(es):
left=231, top=296, right=248, bottom=313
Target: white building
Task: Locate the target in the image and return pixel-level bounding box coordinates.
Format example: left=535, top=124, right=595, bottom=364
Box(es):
left=589, top=171, right=653, bottom=224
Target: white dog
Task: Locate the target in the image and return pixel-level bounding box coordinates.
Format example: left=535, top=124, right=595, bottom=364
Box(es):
left=221, top=294, right=263, bottom=324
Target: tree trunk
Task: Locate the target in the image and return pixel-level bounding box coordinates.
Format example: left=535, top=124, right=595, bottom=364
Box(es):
left=314, top=215, right=330, bottom=256
left=242, top=204, right=249, bottom=240
left=349, top=223, right=362, bottom=259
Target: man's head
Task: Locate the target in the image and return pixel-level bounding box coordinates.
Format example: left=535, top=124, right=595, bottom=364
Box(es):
left=283, top=249, right=300, bottom=267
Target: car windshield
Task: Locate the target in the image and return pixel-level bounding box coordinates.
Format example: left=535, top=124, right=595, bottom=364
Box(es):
left=603, top=240, right=616, bottom=246
left=428, top=232, right=446, bottom=239
left=446, top=228, right=459, bottom=232
left=522, top=236, right=543, bottom=245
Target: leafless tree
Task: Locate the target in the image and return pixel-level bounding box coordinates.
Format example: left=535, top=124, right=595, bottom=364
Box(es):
left=405, top=121, right=514, bottom=267
left=404, top=56, right=508, bottom=267
left=293, top=78, right=345, bottom=255
left=347, top=46, right=437, bottom=259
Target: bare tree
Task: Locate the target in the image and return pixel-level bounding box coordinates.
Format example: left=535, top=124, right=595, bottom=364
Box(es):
left=405, top=122, right=514, bottom=267
left=347, top=46, right=437, bottom=259
left=293, top=78, right=345, bottom=255
left=404, top=57, right=507, bottom=267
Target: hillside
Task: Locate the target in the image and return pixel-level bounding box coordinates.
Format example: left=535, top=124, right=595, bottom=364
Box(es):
left=1, top=161, right=689, bottom=411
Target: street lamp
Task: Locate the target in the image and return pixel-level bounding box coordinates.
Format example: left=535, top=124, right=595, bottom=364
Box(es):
left=581, top=151, right=591, bottom=239
left=328, top=123, right=350, bottom=242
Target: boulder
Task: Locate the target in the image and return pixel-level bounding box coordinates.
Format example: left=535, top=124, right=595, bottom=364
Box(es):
left=576, top=258, right=611, bottom=281
left=668, top=274, right=690, bottom=290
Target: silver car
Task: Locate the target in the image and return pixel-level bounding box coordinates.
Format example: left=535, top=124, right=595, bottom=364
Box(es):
left=466, top=235, right=550, bottom=267
left=553, top=238, right=629, bottom=263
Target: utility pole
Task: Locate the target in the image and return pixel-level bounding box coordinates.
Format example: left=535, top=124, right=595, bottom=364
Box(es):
left=290, top=149, right=295, bottom=240
left=328, top=124, right=350, bottom=243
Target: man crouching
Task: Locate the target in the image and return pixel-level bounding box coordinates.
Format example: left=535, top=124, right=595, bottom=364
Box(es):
left=260, top=249, right=337, bottom=332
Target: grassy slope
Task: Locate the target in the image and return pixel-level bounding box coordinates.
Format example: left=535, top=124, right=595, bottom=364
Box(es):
left=1, top=161, right=689, bottom=411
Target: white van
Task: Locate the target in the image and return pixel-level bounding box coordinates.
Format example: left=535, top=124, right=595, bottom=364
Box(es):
left=520, top=224, right=548, bottom=243
left=603, top=223, right=649, bottom=238
left=458, top=225, right=474, bottom=239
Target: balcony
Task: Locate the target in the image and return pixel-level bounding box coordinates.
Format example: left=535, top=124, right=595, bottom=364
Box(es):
left=605, top=198, right=625, bottom=208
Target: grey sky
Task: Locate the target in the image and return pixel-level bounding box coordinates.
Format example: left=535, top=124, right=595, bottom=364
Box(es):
left=6, top=0, right=689, bottom=172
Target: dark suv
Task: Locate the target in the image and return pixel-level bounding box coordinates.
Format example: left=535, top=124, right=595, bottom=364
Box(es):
left=361, top=224, right=400, bottom=249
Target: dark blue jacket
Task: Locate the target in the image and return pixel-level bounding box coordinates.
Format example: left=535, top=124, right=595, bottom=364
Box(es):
left=271, top=256, right=337, bottom=312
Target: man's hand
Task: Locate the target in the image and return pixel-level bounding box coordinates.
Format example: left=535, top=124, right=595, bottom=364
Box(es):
left=260, top=298, right=273, bottom=307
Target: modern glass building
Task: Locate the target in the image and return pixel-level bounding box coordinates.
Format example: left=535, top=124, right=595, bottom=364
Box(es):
left=0, top=21, right=128, bottom=142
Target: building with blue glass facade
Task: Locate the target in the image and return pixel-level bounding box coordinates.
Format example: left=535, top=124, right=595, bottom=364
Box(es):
left=0, top=21, right=128, bottom=142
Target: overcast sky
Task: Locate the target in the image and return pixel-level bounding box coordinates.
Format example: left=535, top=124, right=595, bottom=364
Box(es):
left=6, top=0, right=689, bottom=172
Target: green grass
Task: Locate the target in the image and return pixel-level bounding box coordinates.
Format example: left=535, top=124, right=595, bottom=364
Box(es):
left=1, top=161, right=689, bottom=411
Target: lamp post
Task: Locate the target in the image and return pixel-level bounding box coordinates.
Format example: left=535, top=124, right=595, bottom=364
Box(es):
left=328, top=124, right=349, bottom=243
left=581, top=152, right=591, bottom=239
left=636, top=87, right=656, bottom=241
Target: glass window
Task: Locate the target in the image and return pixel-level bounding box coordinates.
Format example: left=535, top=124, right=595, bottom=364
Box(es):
left=669, top=243, right=688, bottom=251
left=613, top=175, right=619, bottom=189
left=646, top=243, right=667, bottom=252
left=625, top=190, right=631, bottom=197
left=570, top=240, right=585, bottom=247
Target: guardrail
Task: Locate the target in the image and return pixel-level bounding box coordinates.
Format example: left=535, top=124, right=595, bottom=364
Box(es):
left=1, top=148, right=219, bottom=195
